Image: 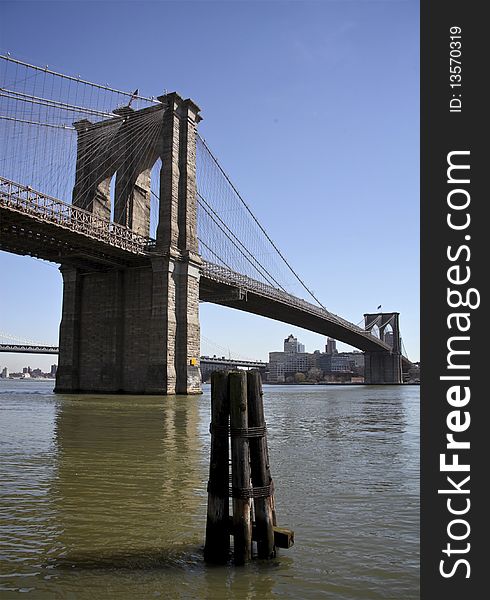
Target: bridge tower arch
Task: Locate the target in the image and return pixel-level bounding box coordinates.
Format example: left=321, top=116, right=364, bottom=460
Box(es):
left=55, top=93, right=202, bottom=395
left=363, top=312, right=403, bottom=384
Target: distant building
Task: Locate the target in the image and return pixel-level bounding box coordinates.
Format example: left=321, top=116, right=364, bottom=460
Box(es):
left=344, top=351, right=365, bottom=370
left=50, top=364, right=57, bottom=377
left=384, top=331, right=394, bottom=348
left=330, top=354, right=351, bottom=372
left=268, top=350, right=313, bottom=383
left=283, top=334, right=304, bottom=354
left=316, top=353, right=332, bottom=373
left=326, top=338, right=337, bottom=355
left=267, top=335, right=366, bottom=383
left=1, top=366, right=9, bottom=379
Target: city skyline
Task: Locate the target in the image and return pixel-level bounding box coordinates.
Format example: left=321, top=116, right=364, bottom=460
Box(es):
left=0, top=333, right=330, bottom=372
left=0, top=1, right=419, bottom=369
left=0, top=329, right=415, bottom=374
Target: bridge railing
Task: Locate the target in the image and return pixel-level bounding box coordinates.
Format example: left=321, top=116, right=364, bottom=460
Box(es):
left=0, top=177, right=152, bottom=255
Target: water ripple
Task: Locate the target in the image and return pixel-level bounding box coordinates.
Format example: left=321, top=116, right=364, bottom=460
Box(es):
left=0, top=381, right=419, bottom=599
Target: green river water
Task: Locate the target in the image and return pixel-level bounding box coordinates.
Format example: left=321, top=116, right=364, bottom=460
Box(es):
left=0, top=380, right=419, bottom=599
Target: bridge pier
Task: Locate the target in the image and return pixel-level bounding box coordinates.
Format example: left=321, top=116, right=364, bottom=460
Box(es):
left=55, top=258, right=201, bottom=394
left=55, top=93, right=202, bottom=395
left=364, top=351, right=402, bottom=385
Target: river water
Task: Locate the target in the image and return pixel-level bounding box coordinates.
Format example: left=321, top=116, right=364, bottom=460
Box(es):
left=0, top=380, right=419, bottom=599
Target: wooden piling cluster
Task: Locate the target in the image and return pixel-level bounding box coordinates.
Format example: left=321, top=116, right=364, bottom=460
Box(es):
left=204, top=370, right=293, bottom=565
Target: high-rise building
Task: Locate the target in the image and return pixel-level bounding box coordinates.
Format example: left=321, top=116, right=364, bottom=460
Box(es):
left=283, top=334, right=304, bottom=354
left=267, top=335, right=367, bottom=383
left=1, top=366, right=9, bottom=379
left=384, top=331, right=394, bottom=348
left=50, top=364, right=57, bottom=377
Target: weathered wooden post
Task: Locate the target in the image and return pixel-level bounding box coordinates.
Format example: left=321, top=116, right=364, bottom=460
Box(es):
left=204, top=369, right=294, bottom=564
left=247, top=370, right=276, bottom=559
left=204, top=371, right=230, bottom=563
left=229, top=371, right=252, bottom=565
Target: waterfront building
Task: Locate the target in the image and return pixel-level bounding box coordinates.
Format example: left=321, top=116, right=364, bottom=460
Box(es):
left=283, top=334, right=305, bottom=354
left=268, top=335, right=366, bottom=383
left=268, top=350, right=312, bottom=383
left=384, top=331, right=394, bottom=348
left=326, top=338, right=337, bottom=355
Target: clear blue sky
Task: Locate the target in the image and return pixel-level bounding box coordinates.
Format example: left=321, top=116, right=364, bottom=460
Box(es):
left=0, top=0, right=419, bottom=372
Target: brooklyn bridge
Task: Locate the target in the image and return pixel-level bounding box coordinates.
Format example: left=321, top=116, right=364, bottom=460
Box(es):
left=0, top=55, right=411, bottom=393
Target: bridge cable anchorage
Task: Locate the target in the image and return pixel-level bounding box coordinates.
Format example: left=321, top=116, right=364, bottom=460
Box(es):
left=196, top=134, right=328, bottom=311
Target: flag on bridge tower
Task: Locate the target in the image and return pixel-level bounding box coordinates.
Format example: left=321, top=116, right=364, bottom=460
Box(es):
left=377, top=305, right=382, bottom=310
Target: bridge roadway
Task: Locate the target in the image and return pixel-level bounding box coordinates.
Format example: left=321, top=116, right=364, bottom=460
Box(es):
left=0, top=344, right=265, bottom=370
left=0, top=177, right=399, bottom=358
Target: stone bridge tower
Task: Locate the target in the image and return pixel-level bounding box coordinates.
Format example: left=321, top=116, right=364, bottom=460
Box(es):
left=363, top=312, right=403, bottom=384
left=55, top=93, right=202, bottom=395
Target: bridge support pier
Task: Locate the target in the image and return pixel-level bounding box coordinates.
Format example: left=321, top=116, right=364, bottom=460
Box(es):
left=55, top=92, right=202, bottom=395
left=364, top=351, right=402, bottom=385
left=55, top=257, right=201, bottom=395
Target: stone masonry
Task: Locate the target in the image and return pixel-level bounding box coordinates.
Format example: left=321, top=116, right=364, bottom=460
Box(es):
left=363, top=312, right=403, bottom=384
left=55, top=93, right=202, bottom=394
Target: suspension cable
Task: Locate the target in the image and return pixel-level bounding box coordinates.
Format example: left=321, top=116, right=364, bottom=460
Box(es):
left=197, top=134, right=327, bottom=310
left=0, top=88, right=119, bottom=118
left=0, top=54, right=159, bottom=103
left=0, top=115, right=75, bottom=130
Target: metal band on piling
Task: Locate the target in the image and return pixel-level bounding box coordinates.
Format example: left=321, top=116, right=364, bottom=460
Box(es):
left=231, top=484, right=274, bottom=499
left=209, top=422, right=267, bottom=438
left=207, top=481, right=274, bottom=499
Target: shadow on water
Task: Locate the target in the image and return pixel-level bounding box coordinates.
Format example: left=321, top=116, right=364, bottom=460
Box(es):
left=46, top=544, right=204, bottom=571
left=48, top=545, right=287, bottom=572
left=47, top=393, right=206, bottom=567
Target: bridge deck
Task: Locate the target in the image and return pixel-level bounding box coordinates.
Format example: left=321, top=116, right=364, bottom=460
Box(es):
left=1, top=177, right=402, bottom=358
